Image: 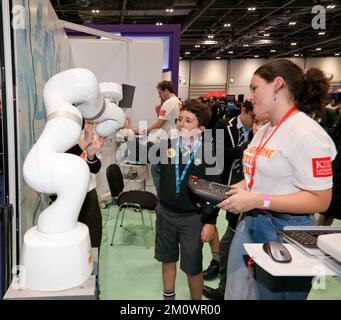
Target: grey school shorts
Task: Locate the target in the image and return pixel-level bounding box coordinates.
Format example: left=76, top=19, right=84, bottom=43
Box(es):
left=154, top=202, right=203, bottom=276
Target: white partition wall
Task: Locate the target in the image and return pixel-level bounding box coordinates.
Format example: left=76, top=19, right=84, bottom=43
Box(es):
left=228, top=59, right=266, bottom=98
left=70, top=37, right=163, bottom=200
left=189, top=60, right=228, bottom=99
left=70, top=38, right=163, bottom=127
left=178, top=60, right=190, bottom=101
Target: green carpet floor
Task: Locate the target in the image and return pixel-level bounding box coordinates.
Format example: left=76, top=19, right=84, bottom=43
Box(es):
left=98, top=205, right=341, bottom=300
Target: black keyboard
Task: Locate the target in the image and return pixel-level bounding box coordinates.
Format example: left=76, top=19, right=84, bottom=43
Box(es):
left=283, top=230, right=341, bottom=249
left=187, top=176, right=231, bottom=204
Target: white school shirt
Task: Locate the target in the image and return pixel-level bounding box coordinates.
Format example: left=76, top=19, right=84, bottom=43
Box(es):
left=158, top=96, right=182, bottom=137
left=242, top=111, right=337, bottom=194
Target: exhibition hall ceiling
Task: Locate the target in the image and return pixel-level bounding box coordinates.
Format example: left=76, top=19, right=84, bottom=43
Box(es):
left=50, top=0, right=341, bottom=60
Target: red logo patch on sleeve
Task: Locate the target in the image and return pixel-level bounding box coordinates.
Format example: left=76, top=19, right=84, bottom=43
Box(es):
left=312, top=157, right=332, bottom=177
left=159, top=109, right=166, bottom=117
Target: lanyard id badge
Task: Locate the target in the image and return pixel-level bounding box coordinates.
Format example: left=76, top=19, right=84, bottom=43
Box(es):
left=175, top=139, right=200, bottom=194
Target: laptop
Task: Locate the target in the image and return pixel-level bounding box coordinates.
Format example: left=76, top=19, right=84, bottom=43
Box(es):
left=317, top=233, right=341, bottom=263
left=283, top=226, right=341, bottom=257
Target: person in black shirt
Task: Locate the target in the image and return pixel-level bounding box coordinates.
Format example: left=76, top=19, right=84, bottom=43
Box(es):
left=51, top=121, right=105, bottom=250
left=155, top=100, right=220, bottom=300
left=203, top=100, right=255, bottom=300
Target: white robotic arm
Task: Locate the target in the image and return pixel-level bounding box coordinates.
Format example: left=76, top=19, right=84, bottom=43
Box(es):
left=23, top=68, right=126, bottom=233
left=20, top=69, right=125, bottom=291
left=21, top=68, right=126, bottom=291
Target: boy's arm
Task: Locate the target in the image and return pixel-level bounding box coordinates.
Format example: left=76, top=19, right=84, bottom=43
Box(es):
left=199, top=143, right=223, bottom=224
left=201, top=224, right=216, bottom=242
left=200, top=201, right=219, bottom=225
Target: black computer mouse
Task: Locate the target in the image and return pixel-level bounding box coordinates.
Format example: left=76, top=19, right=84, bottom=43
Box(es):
left=263, top=241, right=292, bottom=263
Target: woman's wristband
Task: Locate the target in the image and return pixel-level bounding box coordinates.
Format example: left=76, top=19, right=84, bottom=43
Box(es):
left=261, top=194, right=271, bottom=210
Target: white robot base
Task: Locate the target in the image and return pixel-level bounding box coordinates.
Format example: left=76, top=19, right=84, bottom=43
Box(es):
left=21, top=222, right=93, bottom=292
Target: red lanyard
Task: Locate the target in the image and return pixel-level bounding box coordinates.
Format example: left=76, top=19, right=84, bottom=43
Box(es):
left=247, top=106, right=298, bottom=190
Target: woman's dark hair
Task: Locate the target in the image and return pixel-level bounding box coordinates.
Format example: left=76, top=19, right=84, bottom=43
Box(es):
left=181, top=99, right=211, bottom=127
left=254, top=59, right=332, bottom=113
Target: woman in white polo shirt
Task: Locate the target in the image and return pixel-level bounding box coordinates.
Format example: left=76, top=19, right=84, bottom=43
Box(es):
left=218, top=59, right=337, bottom=300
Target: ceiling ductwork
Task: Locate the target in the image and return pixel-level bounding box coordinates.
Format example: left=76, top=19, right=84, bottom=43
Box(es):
left=50, top=0, right=341, bottom=60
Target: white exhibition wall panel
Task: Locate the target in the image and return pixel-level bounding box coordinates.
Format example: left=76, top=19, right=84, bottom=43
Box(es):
left=182, top=57, right=340, bottom=101
left=13, top=0, right=71, bottom=241
left=190, top=60, right=227, bottom=99
left=178, top=60, right=190, bottom=101
left=69, top=38, right=163, bottom=126
left=162, top=71, right=172, bottom=81
left=59, top=38, right=72, bottom=72
left=70, top=39, right=128, bottom=84
left=228, top=59, right=266, bottom=98
left=191, top=60, right=228, bottom=84
left=125, top=39, right=164, bottom=126
left=70, top=38, right=163, bottom=200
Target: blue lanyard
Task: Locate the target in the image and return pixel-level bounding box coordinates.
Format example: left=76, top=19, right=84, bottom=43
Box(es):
left=175, top=139, right=200, bottom=194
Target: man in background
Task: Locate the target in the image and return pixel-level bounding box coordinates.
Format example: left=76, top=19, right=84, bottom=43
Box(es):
left=133, top=80, right=181, bottom=194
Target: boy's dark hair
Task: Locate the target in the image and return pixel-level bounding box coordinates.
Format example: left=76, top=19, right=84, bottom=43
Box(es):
left=242, top=100, right=253, bottom=113
left=157, top=80, right=175, bottom=94
left=181, top=99, right=212, bottom=127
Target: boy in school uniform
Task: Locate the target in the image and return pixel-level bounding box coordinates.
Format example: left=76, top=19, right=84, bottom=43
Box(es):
left=154, top=100, right=221, bottom=300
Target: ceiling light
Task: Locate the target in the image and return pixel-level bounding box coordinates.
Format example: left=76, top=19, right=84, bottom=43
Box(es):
left=335, top=53, right=340, bottom=56
left=294, top=54, right=299, bottom=57
left=224, top=23, right=231, bottom=27
left=270, top=49, right=276, bottom=53
left=254, top=55, right=259, bottom=58
left=290, top=42, right=297, bottom=46
left=228, top=51, right=234, bottom=54
left=195, top=44, right=200, bottom=48
left=316, top=48, right=322, bottom=51
left=248, top=7, right=256, bottom=11
left=318, top=32, right=325, bottom=35
left=166, top=8, right=174, bottom=12
left=289, top=21, right=296, bottom=26
left=156, top=22, right=163, bottom=26
left=254, top=39, right=272, bottom=45
left=216, top=56, right=221, bottom=59
left=263, top=33, right=270, bottom=37
left=208, top=35, right=214, bottom=39
left=243, top=44, right=249, bottom=47
left=202, top=40, right=217, bottom=45
left=185, top=51, right=190, bottom=55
